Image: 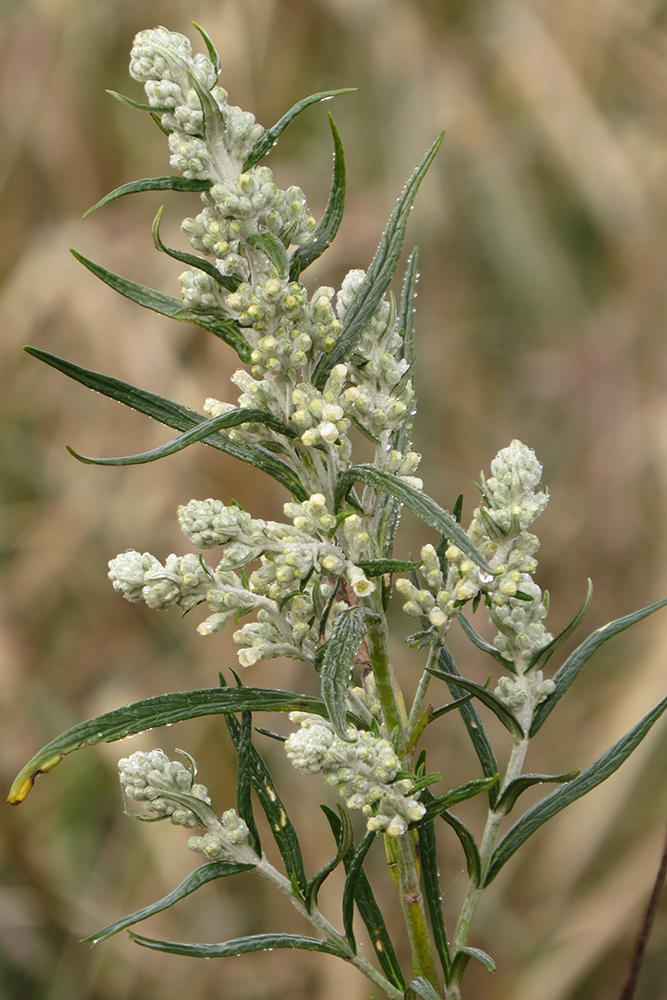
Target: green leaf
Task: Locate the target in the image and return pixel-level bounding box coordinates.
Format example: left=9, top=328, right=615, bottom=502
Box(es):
left=247, top=232, right=289, bottom=278
left=70, top=250, right=251, bottom=360
left=404, top=977, right=441, bottom=1000
left=530, top=596, right=667, bottom=737
left=243, top=88, right=356, bottom=171
left=305, top=805, right=353, bottom=912
left=426, top=667, right=524, bottom=739
left=82, top=861, right=254, bottom=943
left=128, top=930, right=347, bottom=958
left=335, top=466, right=491, bottom=573
left=106, top=89, right=170, bottom=113
left=417, top=823, right=450, bottom=980
left=493, top=771, right=581, bottom=816
left=342, top=830, right=376, bottom=947
left=289, top=115, right=346, bottom=280
left=236, top=711, right=262, bottom=855
left=356, top=559, right=423, bottom=577
left=321, top=607, right=373, bottom=741
left=322, top=806, right=405, bottom=989
left=151, top=205, right=240, bottom=291
left=84, top=176, right=211, bottom=217
left=438, top=810, right=481, bottom=886
left=429, top=694, right=475, bottom=723
left=397, top=248, right=419, bottom=365
left=415, top=776, right=499, bottom=827
left=486, top=691, right=667, bottom=885
left=457, top=614, right=516, bottom=673
left=192, top=21, right=221, bottom=77
left=23, top=347, right=308, bottom=500
left=66, top=407, right=297, bottom=467
left=526, top=579, right=593, bottom=675
left=312, top=133, right=443, bottom=389
left=8, top=686, right=367, bottom=804
left=437, top=646, right=498, bottom=806
left=450, top=947, right=495, bottom=985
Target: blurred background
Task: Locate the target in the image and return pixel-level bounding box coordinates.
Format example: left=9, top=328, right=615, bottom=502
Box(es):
left=3, top=0, right=667, bottom=997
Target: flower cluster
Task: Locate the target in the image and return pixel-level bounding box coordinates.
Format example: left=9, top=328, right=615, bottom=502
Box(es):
left=285, top=713, right=425, bottom=836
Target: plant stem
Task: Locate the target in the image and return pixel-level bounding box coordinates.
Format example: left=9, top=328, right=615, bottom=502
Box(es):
left=365, top=601, right=406, bottom=741
left=394, top=830, right=441, bottom=989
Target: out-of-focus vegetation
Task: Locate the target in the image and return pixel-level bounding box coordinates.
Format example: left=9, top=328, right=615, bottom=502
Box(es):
left=3, top=1, right=667, bottom=997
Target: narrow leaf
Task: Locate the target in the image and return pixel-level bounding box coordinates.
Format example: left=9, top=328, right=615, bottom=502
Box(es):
left=247, top=232, right=289, bottom=277
left=397, top=248, right=419, bottom=365
left=243, top=88, right=356, bottom=171
left=342, top=830, right=376, bottom=947
left=8, top=687, right=367, bottom=804
left=24, top=347, right=308, bottom=500
left=439, top=810, right=481, bottom=886
left=152, top=205, right=240, bottom=291
left=290, top=114, right=346, bottom=279
left=417, top=823, right=450, bottom=979
left=335, top=465, right=491, bottom=573
left=84, top=176, right=211, bottom=217
left=312, top=133, right=443, bottom=389
left=450, top=947, right=495, bottom=983
left=236, top=711, right=261, bottom=855
left=356, top=559, right=422, bottom=577
left=526, top=578, right=593, bottom=674
left=306, top=805, right=353, bottom=911
left=129, top=930, right=346, bottom=958
left=429, top=694, right=475, bottom=722
left=486, top=692, right=667, bottom=884
left=192, top=21, right=221, bottom=77
left=321, top=607, right=371, bottom=740
left=106, top=89, right=170, bottom=113
left=427, top=667, right=524, bottom=738
left=493, top=771, right=581, bottom=816
left=415, top=776, right=499, bottom=826
left=457, top=614, right=515, bottom=673
left=82, top=861, right=254, bottom=943
left=404, top=977, right=441, bottom=1000
left=530, top=596, right=667, bottom=736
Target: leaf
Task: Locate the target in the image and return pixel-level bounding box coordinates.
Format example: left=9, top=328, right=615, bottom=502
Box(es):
left=66, top=407, right=297, bottom=467
left=486, top=692, right=667, bottom=885
left=8, top=687, right=367, bottom=804
left=438, top=810, right=481, bottom=886
left=82, top=861, right=254, bottom=943
left=236, top=711, right=261, bottom=855
left=151, top=205, right=240, bottom=291
left=356, top=559, right=423, bottom=577
left=426, top=667, right=524, bottom=739
left=322, top=806, right=405, bottom=989
left=70, top=250, right=251, bottom=360
left=247, top=232, right=290, bottom=278
left=397, top=247, right=419, bottom=365
left=312, top=133, right=443, bottom=389
left=429, top=694, right=475, bottom=723
left=449, top=947, right=495, bottom=984
left=23, top=347, right=308, bottom=500
left=493, top=771, right=581, bottom=816
left=106, top=89, right=170, bottom=113
left=530, top=596, right=667, bottom=737
left=335, top=466, right=491, bottom=573
left=84, top=176, right=211, bottom=217
left=243, top=88, right=356, bottom=171
left=128, top=930, right=347, bottom=958
left=457, top=614, right=515, bottom=673
left=526, top=579, right=593, bottom=675
left=417, top=823, right=450, bottom=980
left=192, top=21, right=221, bottom=77
left=289, top=115, right=346, bottom=280
left=404, top=977, right=442, bottom=1000
left=415, top=776, right=499, bottom=827
left=437, top=646, right=498, bottom=806
left=305, top=805, right=353, bottom=912
left=342, top=830, right=376, bottom=947
left=321, top=607, right=373, bottom=740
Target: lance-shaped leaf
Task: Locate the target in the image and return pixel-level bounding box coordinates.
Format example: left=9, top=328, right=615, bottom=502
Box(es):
left=429, top=694, right=474, bottom=723
left=106, top=90, right=171, bottom=113
left=323, top=806, right=405, bottom=989
left=312, top=133, right=443, bottom=389
left=152, top=205, right=240, bottom=291
left=486, top=691, right=667, bottom=885
left=457, top=614, right=516, bottom=673
left=84, top=176, right=211, bottom=217
left=438, top=646, right=498, bottom=806
left=404, top=977, right=441, bottom=1000
left=243, top=88, right=356, bottom=171
left=66, top=407, right=297, bottom=468
left=417, top=823, right=450, bottom=980
left=335, top=466, right=491, bottom=573
left=342, top=830, right=376, bottom=947
left=426, top=666, right=524, bottom=739
left=290, top=115, right=346, bottom=280
left=439, top=810, right=481, bottom=886
left=397, top=247, right=419, bottom=365
left=8, top=686, right=367, bottom=804
left=82, top=861, right=255, bottom=944
left=321, top=607, right=374, bottom=740
left=526, top=579, right=593, bottom=675
left=530, top=596, right=667, bottom=737
left=70, top=250, right=251, bottom=360
left=247, top=232, right=289, bottom=278
left=236, top=711, right=261, bottom=855
left=493, top=771, right=581, bottom=817
left=305, top=806, right=353, bottom=912
left=356, top=559, right=423, bottom=577
left=222, top=696, right=307, bottom=897
left=449, top=947, right=495, bottom=985
left=24, top=348, right=308, bottom=500
left=192, top=21, right=221, bottom=77
left=414, top=776, right=499, bottom=827
left=128, top=930, right=347, bottom=958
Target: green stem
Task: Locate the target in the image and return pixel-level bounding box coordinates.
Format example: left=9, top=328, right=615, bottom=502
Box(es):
left=365, top=602, right=405, bottom=741
left=394, top=831, right=441, bottom=990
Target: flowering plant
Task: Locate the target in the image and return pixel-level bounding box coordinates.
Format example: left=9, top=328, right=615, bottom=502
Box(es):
left=8, top=25, right=667, bottom=1000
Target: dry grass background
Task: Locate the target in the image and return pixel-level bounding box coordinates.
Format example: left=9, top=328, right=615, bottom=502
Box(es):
left=3, top=0, right=667, bottom=997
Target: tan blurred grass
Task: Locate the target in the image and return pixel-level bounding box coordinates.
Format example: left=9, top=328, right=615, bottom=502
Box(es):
left=3, top=0, right=667, bottom=998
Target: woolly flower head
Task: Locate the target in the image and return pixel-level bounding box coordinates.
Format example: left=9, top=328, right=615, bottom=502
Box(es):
left=118, top=749, right=212, bottom=827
